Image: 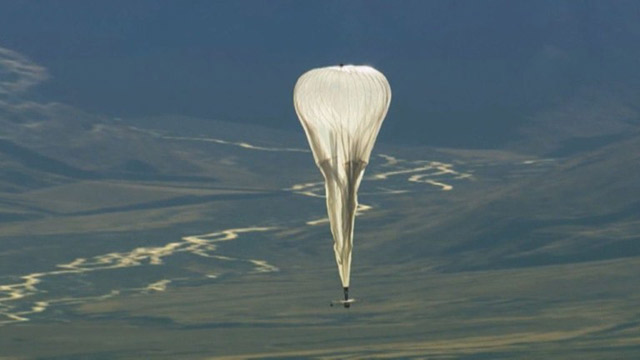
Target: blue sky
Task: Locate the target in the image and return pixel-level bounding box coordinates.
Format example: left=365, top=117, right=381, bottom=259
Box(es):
left=1, top=1, right=638, bottom=147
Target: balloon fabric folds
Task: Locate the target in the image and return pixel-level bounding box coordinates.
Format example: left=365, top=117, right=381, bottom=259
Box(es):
left=293, top=65, right=391, bottom=290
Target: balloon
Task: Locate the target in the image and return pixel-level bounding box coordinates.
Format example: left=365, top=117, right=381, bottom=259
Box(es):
left=293, top=65, right=391, bottom=290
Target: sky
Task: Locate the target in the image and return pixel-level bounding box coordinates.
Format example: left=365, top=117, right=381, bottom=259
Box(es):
left=0, top=0, right=639, bottom=148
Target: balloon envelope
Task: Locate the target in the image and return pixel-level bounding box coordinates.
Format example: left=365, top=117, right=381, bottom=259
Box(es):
left=293, top=65, right=391, bottom=288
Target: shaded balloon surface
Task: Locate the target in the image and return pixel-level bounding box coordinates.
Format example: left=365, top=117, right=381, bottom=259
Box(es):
left=294, top=64, right=391, bottom=291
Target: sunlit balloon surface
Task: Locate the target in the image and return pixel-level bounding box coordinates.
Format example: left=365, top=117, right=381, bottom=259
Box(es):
left=294, top=65, right=391, bottom=291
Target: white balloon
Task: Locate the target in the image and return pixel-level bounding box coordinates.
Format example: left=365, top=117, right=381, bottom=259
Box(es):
left=294, top=65, right=391, bottom=289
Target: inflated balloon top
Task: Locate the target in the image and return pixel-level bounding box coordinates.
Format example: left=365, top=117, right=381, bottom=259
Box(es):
left=294, top=65, right=391, bottom=165
left=293, top=65, right=391, bottom=292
